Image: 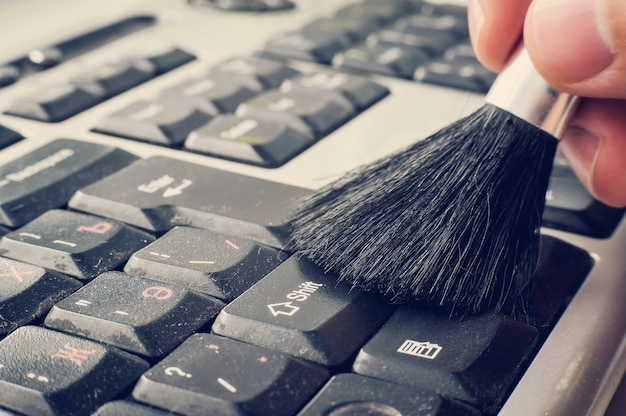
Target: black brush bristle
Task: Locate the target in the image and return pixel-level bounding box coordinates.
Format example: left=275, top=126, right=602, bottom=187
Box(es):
left=287, top=103, right=557, bottom=323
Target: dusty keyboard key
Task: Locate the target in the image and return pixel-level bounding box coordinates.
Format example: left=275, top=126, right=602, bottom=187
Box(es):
left=396, top=13, right=469, bottom=39
left=6, top=83, right=102, bottom=122
left=334, top=3, right=403, bottom=27
left=0, top=326, right=148, bottom=416
left=236, top=90, right=354, bottom=137
left=94, top=99, right=214, bottom=146
left=0, top=139, right=137, bottom=228
left=71, top=61, right=153, bottom=98
left=124, top=226, right=288, bottom=301
left=0, top=209, right=154, bottom=281
left=94, top=401, right=174, bottom=416
left=367, top=29, right=456, bottom=57
left=133, top=333, right=329, bottom=416
left=210, top=56, right=300, bottom=90
left=0, top=65, right=20, bottom=87
left=298, top=373, right=481, bottom=416
left=134, top=47, right=196, bottom=74
left=0, top=124, right=22, bottom=149
left=212, top=256, right=395, bottom=366
left=353, top=306, right=538, bottom=412
left=533, top=235, right=594, bottom=330
left=301, top=17, right=376, bottom=43
left=93, top=401, right=173, bottom=416
left=280, top=70, right=389, bottom=110
left=414, top=60, right=485, bottom=92
left=262, top=31, right=348, bottom=64
left=45, top=271, right=224, bottom=357
left=0, top=257, right=81, bottom=336
left=68, top=156, right=310, bottom=248
left=184, top=114, right=315, bottom=167
left=333, top=45, right=429, bottom=78
left=544, top=165, right=624, bottom=237
left=160, top=74, right=258, bottom=113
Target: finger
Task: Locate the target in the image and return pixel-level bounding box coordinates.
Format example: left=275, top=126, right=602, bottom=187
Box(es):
left=524, top=0, right=626, bottom=99
left=468, top=0, right=532, bottom=72
left=558, top=98, right=626, bottom=207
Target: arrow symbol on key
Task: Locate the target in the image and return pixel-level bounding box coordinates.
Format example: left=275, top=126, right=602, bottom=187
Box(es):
left=267, top=302, right=300, bottom=317
left=163, top=179, right=193, bottom=198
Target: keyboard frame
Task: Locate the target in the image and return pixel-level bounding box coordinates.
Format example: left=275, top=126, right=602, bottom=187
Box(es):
left=1, top=1, right=625, bottom=415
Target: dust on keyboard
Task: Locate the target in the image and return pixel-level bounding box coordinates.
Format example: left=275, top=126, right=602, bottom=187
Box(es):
left=0, top=0, right=624, bottom=415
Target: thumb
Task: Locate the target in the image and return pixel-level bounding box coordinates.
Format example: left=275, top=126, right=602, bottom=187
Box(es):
left=524, top=0, right=626, bottom=99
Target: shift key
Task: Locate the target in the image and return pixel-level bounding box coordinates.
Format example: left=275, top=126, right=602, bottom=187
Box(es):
left=0, top=139, right=137, bottom=228
left=68, top=156, right=310, bottom=248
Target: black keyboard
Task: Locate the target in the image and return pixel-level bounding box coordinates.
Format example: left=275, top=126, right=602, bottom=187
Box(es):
left=1, top=1, right=626, bottom=415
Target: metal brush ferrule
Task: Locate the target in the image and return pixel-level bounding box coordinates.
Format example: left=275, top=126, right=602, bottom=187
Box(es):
left=485, top=48, right=579, bottom=138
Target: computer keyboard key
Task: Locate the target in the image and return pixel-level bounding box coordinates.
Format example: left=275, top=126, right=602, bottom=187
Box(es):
left=0, top=124, right=22, bottom=149
left=0, top=209, right=155, bottom=281
left=212, top=256, right=395, bottom=366
left=210, top=56, right=300, bottom=90
left=280, top=70, right=389, bottom=111
left=71, top=61, right=153, bottom=98
left=134, top=47, right=196, bottom=74
left=93, top=401, right=173, bottom=416
left=161, top=75, right=258, bottom=113
left=414, top=60, right=485, bottom=92
left=0, top=326, right=148, bottom=416
left=396, top=13, right=469, bottom=39
left=297, top=373, right=481, bottom=416
left=6, top=84, right=102, bottom=122
left=68, top=156, right=310, bottom=248
left=195, top=0, right=295, bottom=12
left=333, top=45, right=429, bottom=78
left=301, top=17, right=376, bottom=43
left=0, top=139, right=138, bottom=228
left=124, top=226, right=288, bottom=301
left=367, top=29, right=456, bottom=57
left=45, top=271, right=224, bottom=357
left=0, top=65, right=21, bottom=87
left=334, top=3, right=404, bottom=27
left=262, top=31, right=349, bottom=64
left=132, top=333, right=329, bottom=416
left=533, top=235, right=594, bottom=330
left=94, top=99, right=215, bottom=146
left=236, top=90, right=355, bottom=137
left=0, top=257, right=81, bottom=336
left=418, top=2, right=469, bottom=20
left=544, top=167, right=625, bottom=238
left=185, top=114, right=315, bottom=167
left=353, top=306, right=538, bottom=412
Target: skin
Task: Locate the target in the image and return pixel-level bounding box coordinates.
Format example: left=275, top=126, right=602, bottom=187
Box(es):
left=468, top=0, right=626, bottom=207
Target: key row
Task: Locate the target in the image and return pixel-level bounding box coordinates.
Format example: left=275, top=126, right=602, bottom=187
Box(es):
left=5, top=47, right=195, bottom=122
left=0, top=229, right=592, bottom=415
left=93, top=56, right=388, bottom=167
left=1, top=139, right=624, bottom=241
left=260, top=1, right=496, bottom=92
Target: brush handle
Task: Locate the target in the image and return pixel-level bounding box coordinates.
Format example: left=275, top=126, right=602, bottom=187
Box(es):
left=485, top=48, right=579, bottom=139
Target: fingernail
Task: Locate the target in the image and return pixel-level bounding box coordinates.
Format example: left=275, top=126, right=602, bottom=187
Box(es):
left=558, top=127, right=600, bottom=188
left=528, top=0, right=614, bottom=83
left=467, top=0, right=485, bottom=44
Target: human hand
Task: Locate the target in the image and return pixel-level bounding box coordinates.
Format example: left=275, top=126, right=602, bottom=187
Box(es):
left=468, top=0, right=626, bottom=207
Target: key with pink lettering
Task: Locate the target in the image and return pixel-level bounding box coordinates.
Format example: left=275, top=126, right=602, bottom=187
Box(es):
left=0, top=257, right=81, bottom=336
left=0, top=209, right=154, bottom=280
left=0, top=326, right=148, bottom=416
left=45, top=271, right=224, bottom=358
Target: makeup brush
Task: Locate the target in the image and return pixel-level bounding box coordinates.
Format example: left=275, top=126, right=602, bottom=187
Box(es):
left=287, top=49, right=579, bottom=323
